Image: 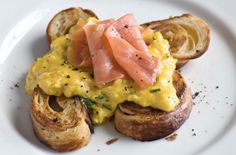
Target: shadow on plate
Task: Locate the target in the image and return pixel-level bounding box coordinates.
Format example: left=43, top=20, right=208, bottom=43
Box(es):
left=31, top=34, right=49, bottom=59
left=12, top=35, right=53, bottom=152
left=12, top=74, right=53, bottom=152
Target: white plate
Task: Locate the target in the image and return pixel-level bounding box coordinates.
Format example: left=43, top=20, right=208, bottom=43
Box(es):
left=0, top=0, right=236, bottom=154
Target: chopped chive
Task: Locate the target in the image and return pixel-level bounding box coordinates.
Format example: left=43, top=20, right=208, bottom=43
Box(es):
left=94, top=94, right=109, bottom=103
left=150, top=88, right=161, bottom=93
left=102, top=104, right=112, bottom=111
left=95, top=95, right=104, bottom=100
left=79, top=96, right=95, bottom=112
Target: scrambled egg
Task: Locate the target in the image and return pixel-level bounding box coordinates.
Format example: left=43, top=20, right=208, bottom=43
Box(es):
left=26, top=32, right=178, bottom=124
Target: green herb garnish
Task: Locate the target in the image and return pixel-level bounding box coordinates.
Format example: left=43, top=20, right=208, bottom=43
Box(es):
left=94, top=94, right=109, bottom=103
left=102, top=104, right=112, bottom=111
left=95, top=95, right=104, bottom=100
left=150, top=88, right=161, bottom=93
left=79, top=96, right=95, bottom=112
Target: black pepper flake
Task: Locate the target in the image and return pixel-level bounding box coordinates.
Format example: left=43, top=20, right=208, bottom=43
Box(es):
left=124, top=87, right=128, bottom=91
left=192, top=92, right=200, bottom=99
left=139, top=57, right=142, bottom=60
left=192, top=133, right=196, bottom=136
left=66, top=75, right=70, bottom=78
left=80, top=85, right=83, bottom=88
left=82, top=77, right=86, bottom=80
left=135, top=54, right=138, bottom=57
left=90, top=73, right=94, bottom=78
left=97, top=149, right=100, bottom=152
left=141, top=79, right=143, bottom=82
left=72, top=68, right=79, bottom=71
left=216, top=86, right=219, bottom=89
left=64, top=83, right=68, bottom=86
left=86, top=90, right=89, bottom=93
left=124, top=24, right=129, bottom=28
left=14, top=82, right=19, bottom=88
left=191, top=129, right=194, bottom=132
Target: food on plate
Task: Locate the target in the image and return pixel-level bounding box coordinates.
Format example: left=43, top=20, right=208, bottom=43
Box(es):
left=142, top=14, right=210, bottom=68
left=114, top=71, right=192, bottom=141
left=30, top=88, right=93, bottom=152
left=25, top=7, right=210, bottom=151
left=47, top=7, right=98, bottom=43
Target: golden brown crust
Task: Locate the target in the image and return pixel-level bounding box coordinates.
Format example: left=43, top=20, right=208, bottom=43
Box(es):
left=176, top=59, right=189, bottom=69
left=114, top=71, right=192, bottom=141
left=142, top=13, right=210, bottom=63
left=30, top=88, right=92, bottom=152
left=46, top=7, right=98, bottom=43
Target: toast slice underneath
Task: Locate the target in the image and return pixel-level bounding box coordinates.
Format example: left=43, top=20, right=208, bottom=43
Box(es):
left=30, top=88, right=93, bottom=152
left=46, top=7, right=98, bottom=43
left=142, top=14, right=210, bottom=68
left=114, top=71, right=192, bottom=141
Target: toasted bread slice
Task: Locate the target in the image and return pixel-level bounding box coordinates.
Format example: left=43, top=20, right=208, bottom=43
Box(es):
left=46, top=7, right=98, bottom=43
left=142, top=14, right=210, bottom=68
left=114, top=71, right=192, bottom=141
left=176, top=59, right=189, bottom=69
left=30, top=88, right=93, bottom=152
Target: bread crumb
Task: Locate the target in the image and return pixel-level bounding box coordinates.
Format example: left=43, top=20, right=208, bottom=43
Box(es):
left=106, top=138, right=119, bottom=145
left=165, top=133, right=177, bottom=141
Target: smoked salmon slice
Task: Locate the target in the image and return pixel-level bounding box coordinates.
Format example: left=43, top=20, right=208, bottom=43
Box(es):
left=67, top=28, right=92, bottom=68
left=83, top=19, right=126, bottom=84
left=68, top=14, right=159, bottom=88
left=108, top=13, right=148, bottom=52
left=105, top=14, right=159, bottom=88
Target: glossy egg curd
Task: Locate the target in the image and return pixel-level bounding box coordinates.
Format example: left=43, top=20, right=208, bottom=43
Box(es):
left=26, top=31, right=179, bottom=124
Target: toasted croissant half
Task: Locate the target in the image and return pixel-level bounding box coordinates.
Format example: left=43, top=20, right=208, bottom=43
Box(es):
left=30, top=88, right=93, bottom=152
left=46, top=7, right=98, bottom=43
left=114, top=71, right=192, bottom=141
left=142, top=14, right=210, bottom=68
